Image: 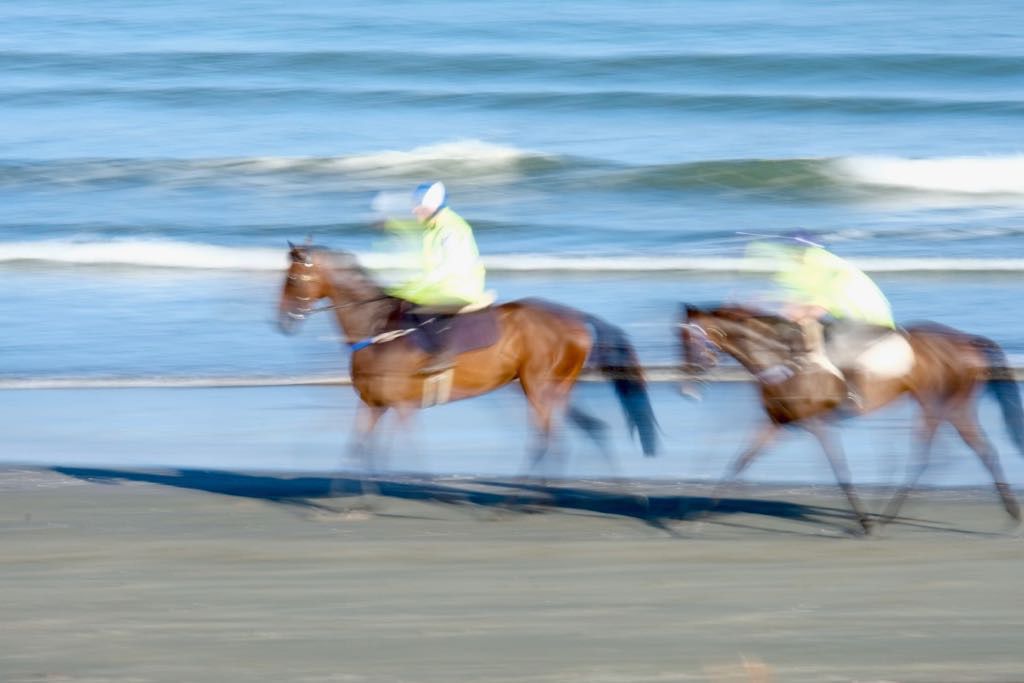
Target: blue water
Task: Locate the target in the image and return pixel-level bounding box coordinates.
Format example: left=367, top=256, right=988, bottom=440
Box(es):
left=2, top=2, right=1024, bottom=482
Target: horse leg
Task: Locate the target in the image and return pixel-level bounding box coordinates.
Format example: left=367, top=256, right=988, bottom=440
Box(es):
left=567, top=402, right=651, bottom=511
left=948, top=409, right=1021, bottom=523
left=878, top=411, right=940, bottom=527
left=505, top=371, right=575, bottom=514
left=524, top=405, right=555, bottom=479
left=802, top=419, right=872, bottom=534
left=392, top=403, right=423, bottom=473
left=716, top=421, right=780, bottom=486
left=519, top=372, right=563, bottom=479
left=567, top=404, right=617, bottom=476
left=703, top=421, right=781, bottom=515
left=346, top=404, right=388, bottom=502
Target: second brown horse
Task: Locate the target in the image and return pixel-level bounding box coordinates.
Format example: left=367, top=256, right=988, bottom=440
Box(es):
left=681, top=303, right=1023, bottom=533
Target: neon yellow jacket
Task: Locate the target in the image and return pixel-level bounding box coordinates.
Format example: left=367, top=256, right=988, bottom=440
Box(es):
left=750, top=242, right=895, bottom=328
left=387, top=208, right=486, bottom=306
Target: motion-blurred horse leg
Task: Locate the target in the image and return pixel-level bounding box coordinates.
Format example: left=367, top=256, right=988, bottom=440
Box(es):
left=567, top=404, right=618, bottom=475
left=693, top=421, right=782, bottom=525
left=878, top=410, right=941, bottom=527
left=519, top=368, right=571, bottom=479
left=391, top=403, right=424, bottom=472
left=345, top=404, right=388, bottom=501
left=710, top=421, right=780, bottom=502
left=803, top=419, right=872, bottom=534
left=948, top=408, right=1021, bottom=522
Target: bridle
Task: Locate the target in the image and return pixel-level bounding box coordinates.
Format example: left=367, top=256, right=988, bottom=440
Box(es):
left=283, top=260, right=389, bottom=320
left=679, top=320, right=721, bottom=355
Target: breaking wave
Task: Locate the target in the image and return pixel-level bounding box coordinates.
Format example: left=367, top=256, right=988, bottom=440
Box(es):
left=4, top=145, right=1024, bottom=200
left=4, top=239, right=1024, bottom=274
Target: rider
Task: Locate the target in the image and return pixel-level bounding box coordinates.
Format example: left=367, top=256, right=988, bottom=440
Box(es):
left=750, top=232, right=901, bottom=406
left=387, top=181, right=487, bottom=374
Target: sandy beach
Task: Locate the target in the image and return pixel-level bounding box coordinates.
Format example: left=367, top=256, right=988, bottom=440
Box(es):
left=2, top=467, right=1023, bottom=683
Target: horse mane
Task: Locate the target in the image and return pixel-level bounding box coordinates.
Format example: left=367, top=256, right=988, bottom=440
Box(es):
left=693, top=302, right=793, bottom=328
left=689, top=302, right=802, bottom=350
left=713, top=303, right=766, bottom=319
left=312, top=248, right=386, bottom=298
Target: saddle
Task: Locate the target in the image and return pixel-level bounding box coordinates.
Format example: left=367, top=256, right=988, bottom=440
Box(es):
left=392, top=291, right=500, bottom=356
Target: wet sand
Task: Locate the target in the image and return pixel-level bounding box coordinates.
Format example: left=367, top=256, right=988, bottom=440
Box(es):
left=2, top=467, right=1023, bottom=683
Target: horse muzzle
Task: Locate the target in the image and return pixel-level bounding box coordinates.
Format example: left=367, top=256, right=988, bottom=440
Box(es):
left=679, top=380, right=704, bottom=401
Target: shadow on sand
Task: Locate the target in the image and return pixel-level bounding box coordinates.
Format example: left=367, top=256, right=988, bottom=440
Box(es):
left=49, top=465, right=875, bottom=535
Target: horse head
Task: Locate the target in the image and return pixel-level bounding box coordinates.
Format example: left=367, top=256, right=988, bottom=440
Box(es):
left=679, top=303, right=799, bottom=384
left=277, top=243, right=389, bottom=337
left=679, top=304, right=721, bottom=375
left=277, top=242, right=326, bottom=335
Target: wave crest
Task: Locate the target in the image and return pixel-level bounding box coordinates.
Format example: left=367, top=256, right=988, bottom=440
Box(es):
left=4, top=239, right=1024, bottom=274
left=6, top=148, right=1024, bottom=200
left=0, top=139, right=556, bottom=189
left=833, top=155, right=1024, bottom=195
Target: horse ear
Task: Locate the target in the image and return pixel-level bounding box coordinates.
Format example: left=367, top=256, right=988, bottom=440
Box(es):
left=682, top=303, right=698, bottom=316
left=287, top=240, right=296, bottom=250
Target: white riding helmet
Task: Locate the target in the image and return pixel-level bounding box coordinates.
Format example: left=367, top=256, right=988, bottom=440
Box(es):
left=412, top=181, right=447, bottom=214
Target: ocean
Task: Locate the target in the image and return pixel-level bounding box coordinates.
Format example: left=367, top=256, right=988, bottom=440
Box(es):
left=3, top=1, right=1024, bottom=483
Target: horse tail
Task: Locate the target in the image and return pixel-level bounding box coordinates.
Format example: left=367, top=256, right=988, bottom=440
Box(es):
left=976, top=336, right=1024, bottom=455
left=584, top=314, right=659, bottom=456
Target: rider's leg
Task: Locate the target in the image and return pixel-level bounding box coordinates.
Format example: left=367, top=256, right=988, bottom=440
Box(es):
left=417, top=315, right=456, bottom=374
left=412, top=304, right=465, bottom=375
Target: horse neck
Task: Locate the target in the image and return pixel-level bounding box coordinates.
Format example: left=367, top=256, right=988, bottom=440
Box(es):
left=320, top=265, right=391, bottom=342
left=717, top=319, right=790, bottom=374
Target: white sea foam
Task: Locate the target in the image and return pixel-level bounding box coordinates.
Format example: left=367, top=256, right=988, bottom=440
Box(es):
left=833, top=154, right=1024, bottom=195
left=0, top=239, right=289, bottom=270
left=222, top=139, right=545, bottom=177
left=0, top=375, right=348, bottom=390
left=1, top=140, right=548, bottom=188
left=4, top=239, right=1024, bottom=274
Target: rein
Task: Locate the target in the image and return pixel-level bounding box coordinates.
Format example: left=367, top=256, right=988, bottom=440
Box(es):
left=285, top=253, right=408, bottom=351
left=309, top=295, right=392, bottom=315
left=299, top=295, right=414, bottom=352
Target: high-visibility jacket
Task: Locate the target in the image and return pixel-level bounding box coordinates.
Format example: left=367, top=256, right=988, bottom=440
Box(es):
left=387, top=208, right=486, bottom=306
left=750, top=243, right=895, bottom=328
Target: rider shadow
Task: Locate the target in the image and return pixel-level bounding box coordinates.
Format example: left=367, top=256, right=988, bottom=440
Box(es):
left=48, top=465, right=878, bottom=535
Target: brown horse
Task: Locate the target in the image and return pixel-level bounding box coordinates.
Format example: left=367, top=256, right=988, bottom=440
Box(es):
left=276, top=244, right=657, bottom=475
left=679, top=303, right=1023, bottom=533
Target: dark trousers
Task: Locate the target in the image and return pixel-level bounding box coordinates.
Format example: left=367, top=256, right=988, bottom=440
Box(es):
left=409, top=311, right=457, bottom=354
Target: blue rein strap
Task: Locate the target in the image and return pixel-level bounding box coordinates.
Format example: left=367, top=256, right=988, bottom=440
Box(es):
left=349, top=328, right=417, bottom=352
left=349, top=337, right=375, bottom=352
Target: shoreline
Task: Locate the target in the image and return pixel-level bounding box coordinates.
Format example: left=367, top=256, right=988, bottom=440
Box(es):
left=5, top=383, right=1024, bottom=488
left=4, top=366, right=1024, bottom=389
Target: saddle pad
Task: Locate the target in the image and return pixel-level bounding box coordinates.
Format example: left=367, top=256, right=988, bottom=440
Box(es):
left=411, top=308, right=500, bottom=356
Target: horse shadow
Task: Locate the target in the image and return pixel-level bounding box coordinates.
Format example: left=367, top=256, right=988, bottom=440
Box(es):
left=47, top=465, right=885, bottom=535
